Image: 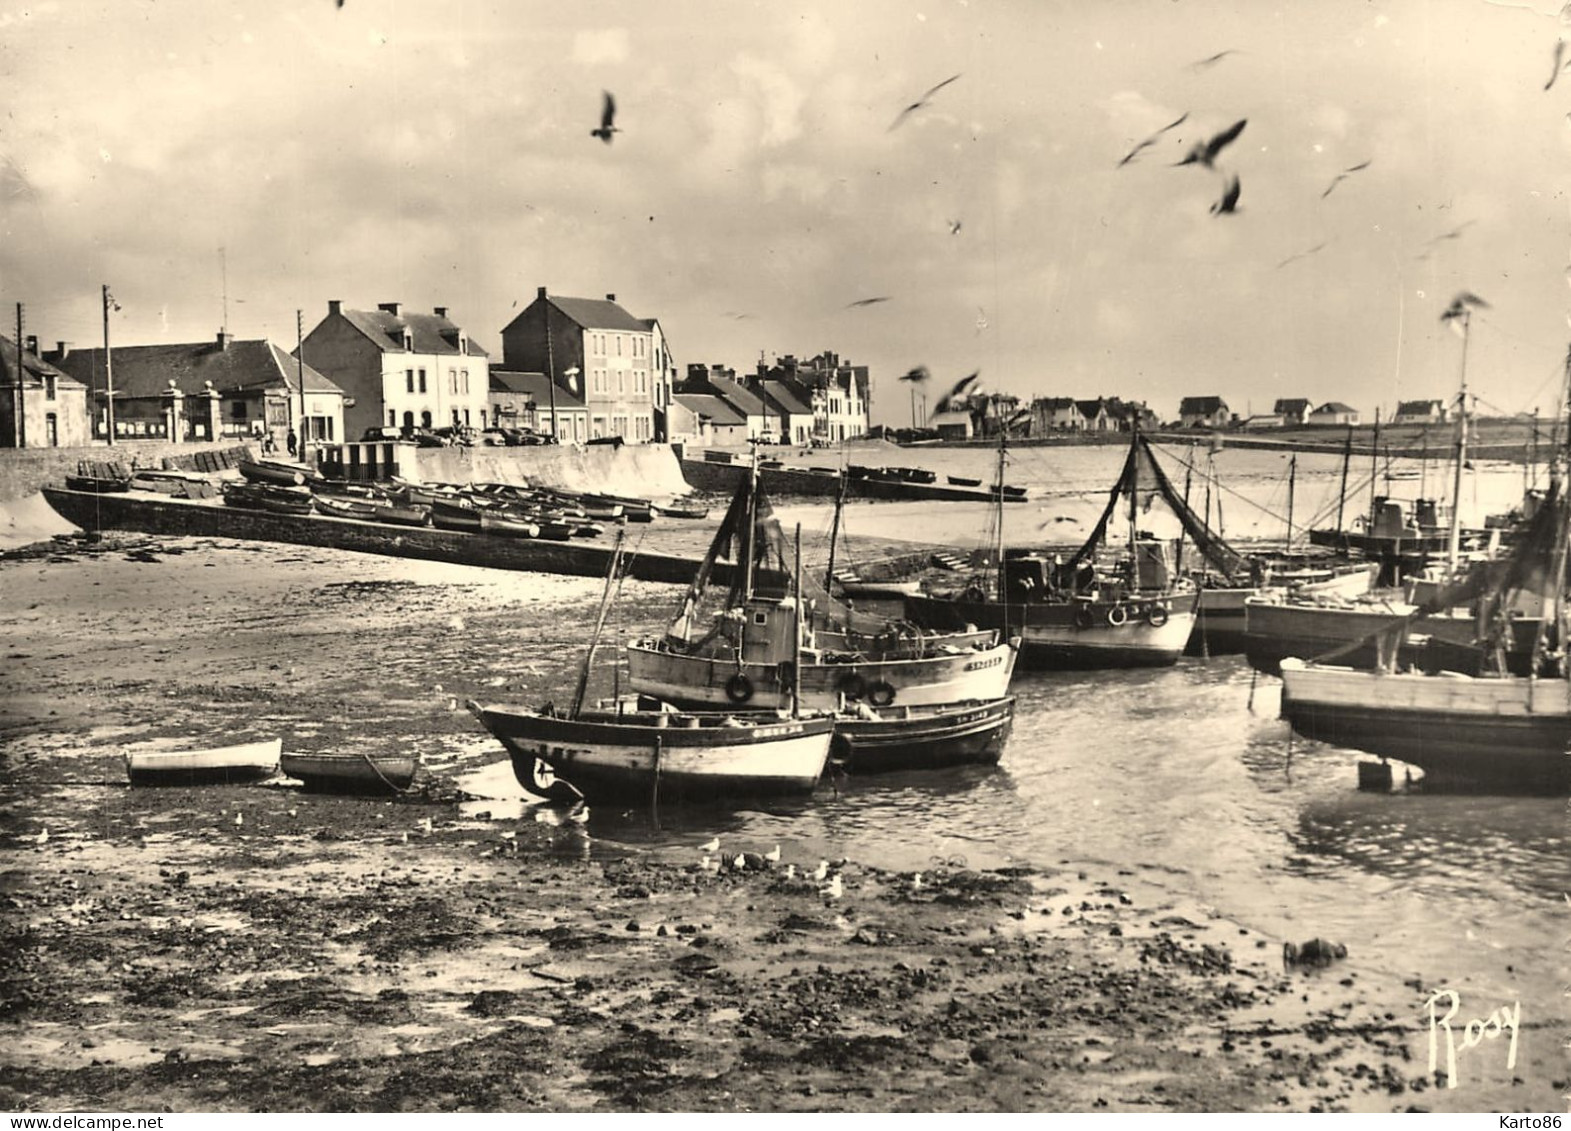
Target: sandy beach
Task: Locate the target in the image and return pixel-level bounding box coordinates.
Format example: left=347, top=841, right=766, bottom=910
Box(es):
left=0, top=532, right=1557, bottom=1112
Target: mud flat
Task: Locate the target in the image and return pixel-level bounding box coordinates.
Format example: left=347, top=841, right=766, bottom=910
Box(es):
left=0, top=536, right=1558, bottom=1112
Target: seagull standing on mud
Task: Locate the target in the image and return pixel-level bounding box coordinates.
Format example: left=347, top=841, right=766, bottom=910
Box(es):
left=590, top=91, right=620, bottom=144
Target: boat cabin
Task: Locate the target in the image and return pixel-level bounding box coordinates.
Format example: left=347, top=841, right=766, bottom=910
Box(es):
left=1003, top=537, right=1178, bottom=600
left=738, top=596, right=803, bottom=665
left=1367, top=496, right=1447, bottom=539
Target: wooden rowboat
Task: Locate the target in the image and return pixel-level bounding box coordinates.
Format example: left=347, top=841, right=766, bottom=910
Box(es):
left=125, top=737, right=282, bottom=786
left=280, top=751, right=419, bottom=794
left=831, top=697, right=1015, bottom=774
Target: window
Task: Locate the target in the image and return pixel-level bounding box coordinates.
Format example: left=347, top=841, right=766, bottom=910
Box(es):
left=231, top=400, right=247, bottom=419
left=463, top=409, right=470, bottom=426
left=389, top=410, right=397, bottom=427
left=449, top=370, right=457, bottom=395
left=418, top=369, right=427, bottom=394
left=420, top=410, right=432, bottom=428
left=616, top=336, right=622, bottom=356
left=452, top=409, right=460, bottom=425
left=407, top=370, right=415, bottom=394
left=45, top=375, right=56, bottom=400
left=45, top=413, right=57, bottom=446
left=461, top=369, right=469, bottom=395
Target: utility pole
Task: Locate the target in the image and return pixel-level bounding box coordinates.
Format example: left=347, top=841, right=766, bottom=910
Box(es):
left=14, top=303, right=25, bottom=449
left=102, top=286, right=118, bottom=445
left=543, top=291, right=559, bottom=442
left=297, top=311, right=308, bottom=467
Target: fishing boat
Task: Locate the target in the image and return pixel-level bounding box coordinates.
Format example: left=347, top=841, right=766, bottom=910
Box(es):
left=469, top=701, right=834, bottom=803
left=64, top=459, right=134, bottom=493
left=313, top=494, right=384, bottom=521
left=1278, top=299, right=1571, bottom=791
left=124, top=737, right=282, bottom=786
left=904, top=431, right=1199, bottom=669
left=238, top=458, right=316, bottom=487
left=479, top=511, right=540, bottom=539
left=469, top=530, right=834, bottom=803
left=947, top=475, right=982, bottom=488
left=656, top=503, right=711, bottom=520
left=831, top=696, right=1015, bottom=774
left=279, top=751, right=419, bottom=794
left=430, top=497, right=483, bottom=532
left=625, top=468, right=1018, bottom=710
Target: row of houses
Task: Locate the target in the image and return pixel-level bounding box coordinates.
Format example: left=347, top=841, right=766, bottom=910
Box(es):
left=1181, top=396, right=1452, bottom=430
left=0, top=289, right=875, bottom=451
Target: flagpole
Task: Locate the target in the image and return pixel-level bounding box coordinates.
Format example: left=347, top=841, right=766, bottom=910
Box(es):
left=102, top=285, right=116, bottom=446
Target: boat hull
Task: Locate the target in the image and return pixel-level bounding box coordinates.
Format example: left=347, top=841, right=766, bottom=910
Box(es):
left=904, top=592, right=1195, bottom=669
left=1189, top=564, right=1377, bottom=656
left=832, top=697, right=1014, bottom=773
left=125, top=738, right=282, bottom=787
left=280, top=752, right=418, bottom=794
left=625, top=638, right=1017, bottom=712
left=1277, top=659, right=1571, bottom=792
left=470, top=703, right=834, bottom=803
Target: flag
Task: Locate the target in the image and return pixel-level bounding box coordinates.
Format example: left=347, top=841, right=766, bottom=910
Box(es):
left=930, top=371, right=979, bottom=416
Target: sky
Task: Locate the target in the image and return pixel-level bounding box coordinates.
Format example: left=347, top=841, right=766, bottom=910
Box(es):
left=1, top=0, right=1568, bottom=428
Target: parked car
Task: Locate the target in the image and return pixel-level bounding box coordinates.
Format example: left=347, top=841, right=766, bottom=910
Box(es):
left=362, top=426, right=402, bottom=441
left=432, top=426, right=478, bottom=447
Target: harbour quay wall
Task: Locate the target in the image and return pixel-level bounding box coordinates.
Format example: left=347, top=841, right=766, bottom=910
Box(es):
left=0, top=440, right=254, bottom=501
left=39, top=489, right=738, bottom=588
left=413, top=444, right=690, bottom=498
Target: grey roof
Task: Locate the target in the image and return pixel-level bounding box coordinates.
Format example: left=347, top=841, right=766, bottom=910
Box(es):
left=339, top=307, right=490, bottom=357
left=708, top=375, right=768, bottom=417
left=754, top=379, right=812, bottom=416
left=1274, top=397, right=1312, bottom=413
left=1312, top=401, right=1357, bottom=414
left=489, top=369, right=587, bottom=411
left=50, top=339, right=342, bottom=398
left=544, top=296, right=649, bottom=333
left=1179, top=395, right=1228, bottom=414
left=0, top=335, right=81, bottom=387
left=1035, top=396, right=1077, bottom=411
left=1396, top=399, right=1444, bottom=415
left=674, top=393, right=746, bottom=426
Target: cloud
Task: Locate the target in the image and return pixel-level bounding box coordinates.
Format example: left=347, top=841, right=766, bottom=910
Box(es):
left=572, top=28, right=629, bottom=65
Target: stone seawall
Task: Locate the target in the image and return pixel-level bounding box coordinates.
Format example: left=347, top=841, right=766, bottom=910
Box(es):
left=0, top=441, right=256, bottom=501
left=414, top=444, right=690, bottom=497
left=39, top=488, right=736, bottom=588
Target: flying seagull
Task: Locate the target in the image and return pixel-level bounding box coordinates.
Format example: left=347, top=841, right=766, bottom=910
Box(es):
left=900, top=365, right=931, bottom=383
left=1320, top=159, right=1372, bottom=199
left=1276, top=240, right=1330, bottom=269
left=591, top=91, right=619, bottom=144
left=1441, top=291, right=1491, bottom=321
left=1189, top=49, right=1239, bottom=71
left=1210, top=172, right=1241, bottom=215
left=889, top=74, right=961, bottom=131
left=846, top=296, right=891, bottom=308
left=1175, top=119, right=1247, bottom=168
left=1116, top=111, right=1189, bottom=168
left=932, top=371, right=980, bottom=415
left=948, top=219, right=963, bottom=235
left=1547, top=39, right=1569, bottom=89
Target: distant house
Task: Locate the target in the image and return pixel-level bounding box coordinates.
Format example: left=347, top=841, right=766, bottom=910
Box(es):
left=1394, top=399, right=1447, bottom=425
left=931, top=410, right=974, bottom=441
left=1104, top=398, right=1159, bottom=432
left=1032, top=396, right=1080, bottom=432
left=0, top=335, right=90, bottom=448
left=673, top=392, right=748, bottom=446
left=1273, top=398, right=1312, bottom=427
left=1242, top=414, right=1285, bottom=431
left=1075, top=399, right=1111, bottom=431
left=747, top=377, right=815, bottom=445
left=301, top=301, right=488, bottom=440
left=48, top=331, right=345, bottom=448
left=755, top=351, right=870, bottom=443
left=1308, top=401, right=1360, bottom=427
left=488, top=370, right=588, bottom=443
left=1178, top=396, right=1230, bottom=429
left=682, top=366, right=772, bottom=441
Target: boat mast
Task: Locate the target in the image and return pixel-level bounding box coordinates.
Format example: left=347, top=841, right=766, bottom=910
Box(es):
left=742, top=448, right=758, bottom=602
left=793, top=524, right=804, bottom=719
left=1368, top=406, right=1381, bottom=519
left=823, top=468, right=848, bottom=594
left=1335, top=424, right=1352, bottom=532
left=1533, top=344, right=1571, bottom=677
left=993, top=422, right=1007, bottom=601
left=1446, top=309, right=1474, bottom=576
left=570, top=529, right=627, bottom=718
left=1285, top=453, right=1297, bottom=548
left=1127, top=423, right=1140, bottom=576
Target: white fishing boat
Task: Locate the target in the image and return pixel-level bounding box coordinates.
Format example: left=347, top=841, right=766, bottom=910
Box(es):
left=124, top=737, right=282, bottom=786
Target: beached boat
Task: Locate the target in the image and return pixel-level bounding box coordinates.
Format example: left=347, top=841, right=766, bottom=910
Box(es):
left=625, top=468, right=1018, bottom=710
left=431, top=498, right=483, bottom=532
left=238, top=459, right=316, bottom=487
left=904, top=432, right=1199, bottom=669
left=479, top=511, right=540, bottom=539
left=279, top=751, right=419, bottom=794
left=314, top=494, right=384, bottom=521
left=657, top=503, right=711, bottom=520
left=947, top=475, right=982, bottom=488
left=125, top=737, right=282, bottom=786
left=469, top=701, right=835, bottom=803
left=831, top=696, right=1015, bottom=774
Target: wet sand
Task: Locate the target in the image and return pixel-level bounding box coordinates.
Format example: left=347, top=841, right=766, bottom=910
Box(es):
left=0, top=534, right=1550, bottom=1112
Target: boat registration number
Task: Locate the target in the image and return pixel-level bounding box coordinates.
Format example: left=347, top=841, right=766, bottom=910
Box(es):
left=963, top=655, right=1003, bottom=672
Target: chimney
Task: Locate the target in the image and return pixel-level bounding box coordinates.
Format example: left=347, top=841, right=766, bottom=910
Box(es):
left=378, top=302, right=402, bottom=317
left=328, top=300, right=342, bottom=316
left=605, top=293, right=617, bottom=303
left=55, top=341, right=71, bottom=359
left=433, top=306, right=448, bottom=319
left=216, top=330, right=233, bottom=350
left=537, top=286, right=547, bottom=299
left=24, top=335, right=38, bottom=356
